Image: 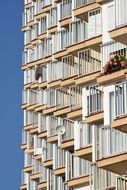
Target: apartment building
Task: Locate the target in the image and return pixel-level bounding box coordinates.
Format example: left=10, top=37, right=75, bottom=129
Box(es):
left=20, top=0, right=127, bottom=190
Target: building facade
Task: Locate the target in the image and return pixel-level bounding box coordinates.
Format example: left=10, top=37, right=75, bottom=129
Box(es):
left=21, top=0, right=127, bottom=190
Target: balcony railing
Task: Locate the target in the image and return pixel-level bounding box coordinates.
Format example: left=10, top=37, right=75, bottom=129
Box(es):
left=90, top=163, right=116, bottom=190
left=60, top=0, right=72, bottom=19
left=47, top=61, right=62, bottom=82
left=54, top=28, right=72, bottom=53
left=56, top=88, right=69, bottom=108
left=42, top=0, right=52, bottom=8
left=61, top=119, right=74, bottom=141
left=28, top=133, right=34, bottom=148
left=40, top=166, right=47, bottom=182
left=22, top=130, right=27, bottom=145
left=38, top=113, right=46, bottom=132
left=99, top=125, right=127, bottom=159
left=108, top=0, right=127, bottom=31
left=72, top=20, right=88, bottom=44
left=33, top=160, right=41, bottom=174
left=34, top=0, right=43, bottom=15
left=78, top=122, right=92, bottom=149
left=43, top=141, right=53, bottom=161
left=69, top=85, right=82, bottom=109
left=78, top=49, right=101, bottom=76
left=74, top=0, right=95, bottom=8
left=87, top=85, right=103, bottom=115
left=48, top=116, right=59, bottom=136
left=39, top=16, right=47, bottom=35
left=62, top=55, right=78, bottom=79
left=115, top=82, right=127, bottom=118
left=67, top=153, right=91, bottom=180
left=25, top=154, right=33, bottom=166
left=21, top=170, right=27, bottom=185
left=47, top=7, right=57, bottom=28
left=116, top=175, right=127, bottom=190
left=54, top=147, right=65, bottom=169
left=101, top=41, right=127, bottom=68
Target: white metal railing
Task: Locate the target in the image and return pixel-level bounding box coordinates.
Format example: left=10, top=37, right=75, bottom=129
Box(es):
left=42, top=0, right=52, bottom=8
left=31, top=23, right=39, bottom=41
left=21, top=170, right=27, bottom=185
left=25, top=111, right=38, bottom=126
left=99, top=125, right=127, bottom=159
left=44, top=37, right=52, bottom=57
left=115, top=82, right=127, bottom=118
left=38, top=89, right=45, bottom=105
left=46, top=89, right=56, bottom=107
left=55, top=147, right=65, bottom=169
left=116, top=176, right=127, bottom=190
left=88, top=9, right=101, bottom=39
left=47, top=7, right=57, bottom=28
left=67, top=153, right=91, bottom=180
left=38, top=113, right=46, bottom=132
left=61, top=119, right=74, bottom=141
left=28, top=133, right=34, bottom=148
left=28, top=89, right=38, bottom=105
left=22, top=130, right=27, bottom=145
left=43, top=141, right=53, bottom=161
left=40, top=166, right=47, bottom=182
left=69, top=85, right=82, bottom=109
left=48, top=116, right=59, bottom=136
left=54, top=28, right=72, bottom=52
left=79, top=123, right=92, bottom=148
left=34, top=0, right=43, bottom=15
left=56, top=88, right=69, bottom=108
left=101, top=41, right=127, bottom=68
left=74, top=0, right=95, bottom=8
left=39, top=16, right=47, bottom=35
left=90, top=163, right=116, bottom=190
left=60, top=0, right=72, bottom=19
left=22, top=89, right=27, bottom=105
left=108, top=0, right=127, bottom=30
left=78, top=49, right=101, bottom=76
left=72, top=20, right=88, bottom=44
left=87, top=85, right=103, bottom=115
left=29, top=180, right=38, bottom=190
left=62, top=55, right=78, bottom=78
left=33, top=159, right=41, bottom=174
left=47, top=61, right=62, bottom=82
left=25, top=153, right=33, bottom=166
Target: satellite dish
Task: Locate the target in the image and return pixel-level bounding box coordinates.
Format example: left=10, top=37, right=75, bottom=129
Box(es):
left=35, top=65, right=42, bottom=81
left=56, top=125, right=66, bottom=135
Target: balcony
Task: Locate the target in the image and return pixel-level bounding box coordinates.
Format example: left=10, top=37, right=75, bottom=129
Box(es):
left=97, top=41, right=127, bottom=84
left=30, top=160, right=42, bottom=180
left=75, top=49, right=101, bottom=85
left=116, top=176, right=127, bottom=190
left=60, top=119, right=74, bottom=150
left=97, top=126, right=127, bottom=175
left=90, top=163, right=116, bottom=190
left=85, top=85, right=104, bottom=124
left=60, top=0, right=72, bottom=24
left=75, top=122, right=92, bottom=161
left=54, top=147, right=65, bottom=176
left=21, top=130, right=27, bottom=150
left=67, top=155, right=91, bottom=188
left=20, top=170, right=27, bottom=190
left=42, top=141, right=53, bottom=168
left=74, top=0, right=100, bottom=22
left=47, top=7, right=58, bottom=34
left=108, top=0, right=127, bottom=45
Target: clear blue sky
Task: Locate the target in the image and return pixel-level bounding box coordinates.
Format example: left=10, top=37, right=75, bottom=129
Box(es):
left=0, top=1, right=23, bottom=190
